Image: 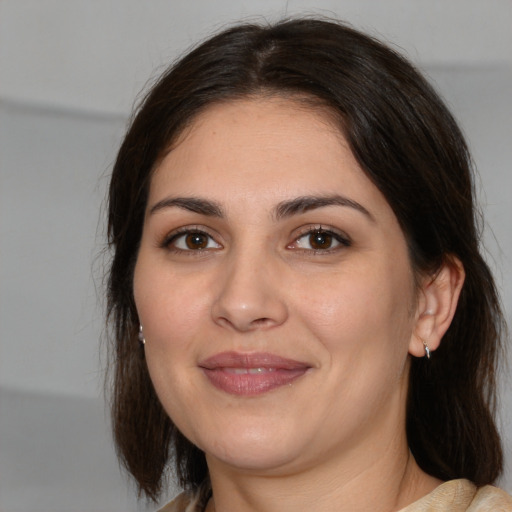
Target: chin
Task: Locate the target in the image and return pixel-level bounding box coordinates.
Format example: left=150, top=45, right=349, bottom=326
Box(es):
left=207, top=444, right=303, bottom=473
left=199, top=424, right=308, bottom=473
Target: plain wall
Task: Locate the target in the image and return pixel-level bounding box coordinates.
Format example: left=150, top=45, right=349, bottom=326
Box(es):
left=1, top=1, right=511, bottom=510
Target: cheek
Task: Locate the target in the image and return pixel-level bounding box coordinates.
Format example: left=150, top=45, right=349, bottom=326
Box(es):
left=134, top=253, right=209, bottom=340
left=134, top=263, right=208, bottom=423
left=295, top=262, right=415, bottom=361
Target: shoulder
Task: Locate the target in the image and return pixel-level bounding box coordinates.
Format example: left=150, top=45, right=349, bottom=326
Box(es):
left=399, top=479, right=512, bottom=511
left=160, top=481, right=512, bottom=512
left=467, top=484, right=512, bottom=511
left=158, top=492, right=201, bottom=512
left=158, top=481, right=210, bottom=512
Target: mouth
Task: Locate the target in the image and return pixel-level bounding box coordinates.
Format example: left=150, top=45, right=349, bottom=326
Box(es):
left=199, top=352, right=311, bottom=396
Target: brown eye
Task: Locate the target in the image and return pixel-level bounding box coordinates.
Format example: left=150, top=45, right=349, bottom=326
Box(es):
left=309, top=231, right=333, bottom=250
left=290, top=228, right=350, bottom=252
left=185, top=232, right=208, bottom=249
left=168, top=230, right=221, bottom=251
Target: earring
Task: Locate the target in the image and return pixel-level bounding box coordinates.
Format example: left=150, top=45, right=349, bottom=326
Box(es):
left=422, top=339, right=431, bottom=359
left=138, top=324, right=145, bottom=346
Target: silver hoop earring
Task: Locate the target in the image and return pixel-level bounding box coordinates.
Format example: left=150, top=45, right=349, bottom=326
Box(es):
left=423, top=340, right=431, bottom=359
left=138, top=324, right=145, bottom=346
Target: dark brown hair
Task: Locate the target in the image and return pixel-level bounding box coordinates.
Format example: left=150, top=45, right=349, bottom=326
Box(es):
left=106, top=18, right=506, bottom=501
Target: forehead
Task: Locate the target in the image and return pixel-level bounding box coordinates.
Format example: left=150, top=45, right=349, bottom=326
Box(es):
left=153, top=98, right=344, bottom=178
left=149, top=97, right=393, bottom=222
left=165, top=96, right=345, bottom=163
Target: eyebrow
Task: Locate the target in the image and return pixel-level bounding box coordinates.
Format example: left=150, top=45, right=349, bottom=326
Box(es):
left=149, top=197, right=224, bottom=217
left=274, top=195, right=374, bottom=222
left=149, top=194, right=374, bottom=222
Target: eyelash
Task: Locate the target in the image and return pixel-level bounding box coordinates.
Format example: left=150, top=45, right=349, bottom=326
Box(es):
left=161, top=227, right=222, bottom=254
left=288, top=226, right=352, bottom=254
left=160, top=225, right=351, bottom=255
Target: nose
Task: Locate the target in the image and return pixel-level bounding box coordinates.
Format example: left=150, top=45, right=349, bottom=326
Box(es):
left=211, top=250, right=288, bottom=332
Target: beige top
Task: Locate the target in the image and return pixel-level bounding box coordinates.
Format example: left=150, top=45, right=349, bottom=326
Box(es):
left=159, top=479, right=512, bottom=512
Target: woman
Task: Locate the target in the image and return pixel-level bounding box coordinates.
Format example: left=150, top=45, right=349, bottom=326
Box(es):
left=106, top=18, right=512, bottom=511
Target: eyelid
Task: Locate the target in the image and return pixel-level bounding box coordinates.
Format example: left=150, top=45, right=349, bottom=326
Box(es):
left=161, top=226, right=223, bottom=252
left=158, top=224, right=350, bottom=254
left=288, top=225, right=352, bottom=252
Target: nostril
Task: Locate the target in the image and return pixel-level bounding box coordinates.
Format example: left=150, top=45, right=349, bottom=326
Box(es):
left=214, top=314, right=280, bottom=332
left=252, top=317, right=272, bottom=327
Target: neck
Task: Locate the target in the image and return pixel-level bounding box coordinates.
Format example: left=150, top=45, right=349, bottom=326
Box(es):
left=206, top=455, right=442, bottom=512
left=205, top=427, right=441, bottom=512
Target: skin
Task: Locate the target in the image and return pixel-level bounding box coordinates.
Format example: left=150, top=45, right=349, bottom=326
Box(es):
left=133, top=97, right=464, bottom=512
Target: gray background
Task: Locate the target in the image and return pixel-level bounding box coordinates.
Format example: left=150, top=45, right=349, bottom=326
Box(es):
left=0, top=1, right=511, bottom=510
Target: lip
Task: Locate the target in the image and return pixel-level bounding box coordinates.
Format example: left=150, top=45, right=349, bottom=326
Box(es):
left=199, top=351, right=311, bottom=396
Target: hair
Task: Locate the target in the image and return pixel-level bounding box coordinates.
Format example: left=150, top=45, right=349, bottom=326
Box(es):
left=106, top=17, right=506, bottom=501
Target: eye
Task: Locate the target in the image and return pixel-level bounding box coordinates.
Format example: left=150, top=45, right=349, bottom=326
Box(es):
left=165, top=229, right=221, bottom=251
left=290, top=228, right=350, bottom=252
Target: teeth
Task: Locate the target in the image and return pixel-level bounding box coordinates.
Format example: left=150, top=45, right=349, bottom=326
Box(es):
left=226, top=367, right=276, bottom=374
left=231, top=368, right=248, bottom=375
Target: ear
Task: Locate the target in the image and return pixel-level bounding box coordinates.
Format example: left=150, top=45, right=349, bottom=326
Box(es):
left=409, top=257, right=465, bottom=358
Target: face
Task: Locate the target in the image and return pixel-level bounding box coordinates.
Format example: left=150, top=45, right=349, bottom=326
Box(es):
left=134, top=97, right=420, bottom=476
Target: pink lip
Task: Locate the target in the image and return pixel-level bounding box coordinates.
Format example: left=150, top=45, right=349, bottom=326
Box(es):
left=199, top=351, right=311, bottom=396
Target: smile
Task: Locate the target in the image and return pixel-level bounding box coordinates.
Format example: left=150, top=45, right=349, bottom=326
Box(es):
left=199, top=352, right=310, bottom=396
left=224, top=367, right=276, bottom=374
